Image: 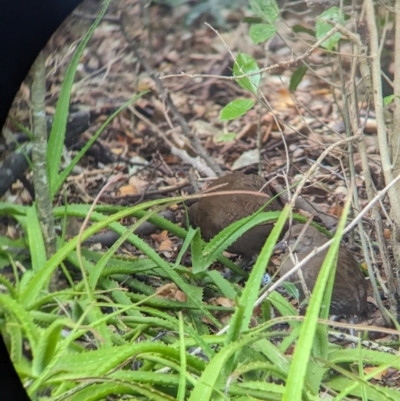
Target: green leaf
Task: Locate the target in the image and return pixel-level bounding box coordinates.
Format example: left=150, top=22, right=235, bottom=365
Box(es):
left=220, top=99, right=255, bottom=121
left=32, top=320, right=64, bottom=376
left=0, top=203, right=26, bottom=216
left=48, top=1, right=110, bottom=198
left=225, top=207, right=288, bottom=341
left=249, top=23, right=277, bottom=44
left=289, top=65, right=307, bottom=91
left=328, top=376, right=400, bottom=401
left=202, top=211, right=282, bottom=270
left=282, top=192, right=352, bottom=401
left=281, top=281, right=300, bottom=301
left=26, top=205, right=46, bottom=273
left=233, top=53, right=261, bottom=94
left=214, top=132, right=237, bottom=142
left=249, top=0, right=279, bottom=23
left=0, top=294, right=39, bottom=353
left=315, top=7, right=344, bottom=50
left=384, top=94, right=395, bottom=105
left=206, top=270, right=238, bottom=300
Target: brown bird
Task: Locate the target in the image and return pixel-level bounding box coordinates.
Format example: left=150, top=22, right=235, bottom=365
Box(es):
left=188, top=173, right=283, bottom=258
left=276, top=224, right=368, bottom=317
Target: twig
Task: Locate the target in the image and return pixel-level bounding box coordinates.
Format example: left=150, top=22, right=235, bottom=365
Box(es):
left=161, top=26, right=340, bottom=82
left=120, top=11, right=223, bottom=177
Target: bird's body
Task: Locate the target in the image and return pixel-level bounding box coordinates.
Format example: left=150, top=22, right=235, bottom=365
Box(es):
left=278, top=224, right=368, bottom=317
left=188, top=173, right=282, bottom=258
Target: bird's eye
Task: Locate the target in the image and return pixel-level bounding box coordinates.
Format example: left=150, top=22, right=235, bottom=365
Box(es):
left=294, top=235, right=299, bottom=240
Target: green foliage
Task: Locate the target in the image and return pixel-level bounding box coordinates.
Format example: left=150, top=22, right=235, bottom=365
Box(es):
left=315, top=7, right=344, bottom=50
left=249, top=23, right=277, bottom=44
left=233, top=53, right=261, bottom=95
left=220, top=99, right=255, bottom=120
left=289, top=65, right=307, bottom=92
left=248, top=0, right=279, bottom=45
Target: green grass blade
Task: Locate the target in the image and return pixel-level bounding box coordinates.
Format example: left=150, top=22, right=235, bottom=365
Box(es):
left=47, top=0, right=110, bottom=197
left=282, top=196, right=352, bottom=400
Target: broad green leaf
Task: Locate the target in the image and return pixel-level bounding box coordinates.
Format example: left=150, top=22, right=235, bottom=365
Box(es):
left=249, top=0, right=279, bottom=23
left=233, top=53, right=260, bottom=94
left=249, top=23, right=277, bottom=44
left=289, top=65, right=307, bottom=91
left=384, top=94, right=395, bottom=105
left=220, top=99, right=255, bottom=121
left=315, top=7, right=344, bottom=50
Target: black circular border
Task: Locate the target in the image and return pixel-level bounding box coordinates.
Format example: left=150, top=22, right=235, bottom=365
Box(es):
left=0, top=1, right=83, bottom=399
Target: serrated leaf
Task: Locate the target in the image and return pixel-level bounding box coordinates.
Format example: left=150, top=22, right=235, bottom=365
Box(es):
left=281, top=281, right=300, bottom=301
left=0, top=203, right=26, bottom=216
left=249, top=23, right=277, bottom=44
left=32, top=320, right=64, bottom=376
left=249, top=0, right=279, bottom=23
left=315, top=7, right=344, bottom=50
left=233, top=53, right=261, bottom=94
left=191, top=228, right=206, bottom=274
left=220, top=99, right=255, bottom=121
left=289, top=65, right=307, bottom=91
left=206, top=270, right=238, bottom=300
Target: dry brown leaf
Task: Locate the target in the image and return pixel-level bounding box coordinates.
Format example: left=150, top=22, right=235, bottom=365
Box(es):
left=364, top=367, right=387, bottom=380
left=151, top=230, right=170, bottom=243
left=328, top=201, right=344, bottom=217
left=159, top=239, right=174, bottom=252
left=210, top=297, right=235, bottom=307
left=128, top=177, right=149, bottom=194
left=156, top=283, right=187, bottom=302
left=118, top=185, right=138, bottom=196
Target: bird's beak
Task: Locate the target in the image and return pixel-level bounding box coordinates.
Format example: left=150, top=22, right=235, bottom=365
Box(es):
left=274, top=239, right=287, bottom=252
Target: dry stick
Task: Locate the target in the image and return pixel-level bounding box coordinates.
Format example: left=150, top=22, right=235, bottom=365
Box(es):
left=333, top=14, right=400, bottom=320
left=259, top=172, right=400, bottom=309
left=348, top=46, right=392, bottom=324
left=119, top=15, right=223, bottom=178
left=128, top=106, right=217, bottom=178
left=364, top=1, right=400, bottom=297
left=389, top=0, right=400, bottom=302
left=335, top=17, right=391, bottom=324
